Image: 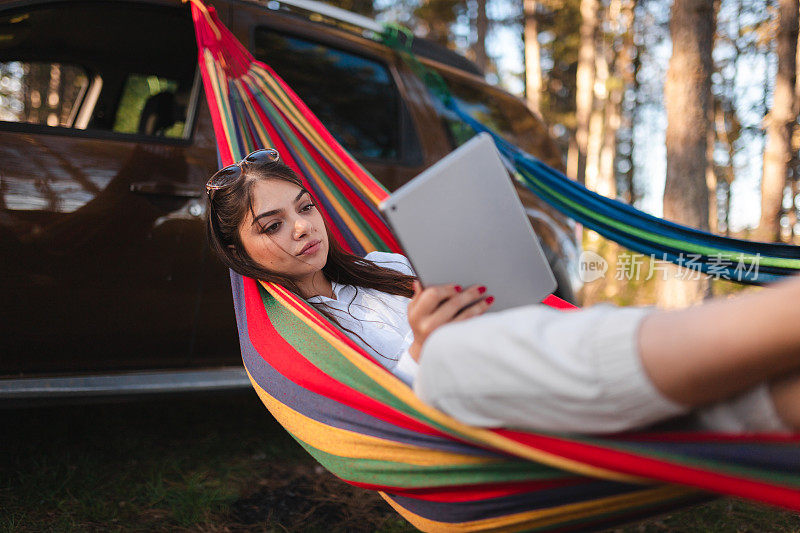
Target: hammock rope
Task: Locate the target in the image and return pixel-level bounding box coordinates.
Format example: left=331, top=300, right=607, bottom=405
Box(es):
left=189, top=2, right=800, bottom=530
left=379, top=25, right=800, bottom=285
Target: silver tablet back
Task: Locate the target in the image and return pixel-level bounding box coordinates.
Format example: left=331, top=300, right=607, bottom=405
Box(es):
left=379, top=133, right=557, bottom=312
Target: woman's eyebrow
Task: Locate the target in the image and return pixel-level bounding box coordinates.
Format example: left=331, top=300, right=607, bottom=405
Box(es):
left=252, top=190, right=308, bottom=225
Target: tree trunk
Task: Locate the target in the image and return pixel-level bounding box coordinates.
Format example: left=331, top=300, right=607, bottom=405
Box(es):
left=523, top=0, right=542, bottom=115
left=791, top=8, right=800, bottom=242
left=473, top=0, right=490, bottom=73
left=624, top=11, right=642, bottom=205
left=568, top=0, right=600, bottom=184
left=758, top=0, right=799, bottom=241
left=658, top=0, right=715, bottom=308
left=599, top=0, right=633, bottom=200
left=706, top=114, right=718, bottom=233
left=716, top=102, right=736, bottom=235
left=585, top=53, right=607, bottom=195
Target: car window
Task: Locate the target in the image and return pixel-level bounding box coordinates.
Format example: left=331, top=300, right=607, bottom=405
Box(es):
left=253, top=28, right=403, bottom=161
left=431, top=71, right=562, bottom=164
left=437, top=75, right=517, bottom=147
left=113, top=74, right=186, bottom=138
left=0, top=2, right=197, bottom=141
left=0, top=62, right=89, bottom=128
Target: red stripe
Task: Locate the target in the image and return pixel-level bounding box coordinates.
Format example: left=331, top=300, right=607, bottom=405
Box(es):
left=542, top=294, right=576, bottom=310
left=349, top=477, right=590, bottom=502
left=191, top=9, right=234, bottom=165
left=259, top=61, right=387, bottom=201
left=204, top=6, right=252, bottom=78
left=233, top=75, right=350, bottom=250
left=493, top=428, right=800, bottom=511
left=243, top=67, right=400, bottom=251
left=243, top=277, right=453, bottom=438
left=287, top=120, right=401, bottom=250
left=236, top=77, right=352, bottom=250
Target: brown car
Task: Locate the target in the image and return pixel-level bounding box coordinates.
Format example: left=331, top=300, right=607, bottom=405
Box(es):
left=0, top=0, right=580, bottom=400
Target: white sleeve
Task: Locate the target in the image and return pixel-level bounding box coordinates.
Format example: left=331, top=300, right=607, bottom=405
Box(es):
left=413, top=304, right=689, bottom=434
left=392, top=349, right=419, bottom=385
left=364, top=251, right=415, bottom=276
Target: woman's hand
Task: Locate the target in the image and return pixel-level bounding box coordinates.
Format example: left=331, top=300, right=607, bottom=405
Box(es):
left=407, top=281, right=494, bottom=362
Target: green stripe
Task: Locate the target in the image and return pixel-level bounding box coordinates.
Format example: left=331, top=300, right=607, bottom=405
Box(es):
left=208, top=61, right=246, bottom=159
left=246, top=72, right=386, bottom=249
left=262, top=287, right=495, bottom=445
left=519, top=169, right=800, bottom=269
left=253, top=71, right=387, bottom=247
left=287, top=434, right=562, bottom=488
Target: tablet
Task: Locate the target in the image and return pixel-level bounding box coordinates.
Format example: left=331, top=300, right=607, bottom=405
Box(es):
left=379, top=132, right=557, bottom=312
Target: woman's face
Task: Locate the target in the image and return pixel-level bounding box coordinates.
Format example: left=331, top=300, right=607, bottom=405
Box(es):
left=238, top=178, right=329, bottom=283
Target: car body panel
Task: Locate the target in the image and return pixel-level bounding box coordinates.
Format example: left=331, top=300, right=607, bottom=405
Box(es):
left=0, top=0, right=580, bottom=392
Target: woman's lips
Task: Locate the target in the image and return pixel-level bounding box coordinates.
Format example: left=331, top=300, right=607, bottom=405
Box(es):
left=298, top=240, right=321, bottom=256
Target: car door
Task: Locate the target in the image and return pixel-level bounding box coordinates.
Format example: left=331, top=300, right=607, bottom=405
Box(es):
left=0, top=0, right=221, bottom=374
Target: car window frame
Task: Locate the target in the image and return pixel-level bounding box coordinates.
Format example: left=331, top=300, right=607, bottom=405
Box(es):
left=0, top=1, right=202, bottom=146
left=249, top=23, right=423, bottom=167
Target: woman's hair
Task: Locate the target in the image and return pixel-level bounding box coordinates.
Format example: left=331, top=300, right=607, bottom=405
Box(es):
left=205, top=158, right=416, bottom=320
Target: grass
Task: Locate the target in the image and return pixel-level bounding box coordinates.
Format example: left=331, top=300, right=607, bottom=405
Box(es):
left=2, top=393, right=799, bottom=532
left=1, top=393, right=408, bottom=532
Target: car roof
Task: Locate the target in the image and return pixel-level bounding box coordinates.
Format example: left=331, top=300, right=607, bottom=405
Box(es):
left=259, top=0, right=485, bottom=77
left=0, top=0, right=485, bottom=78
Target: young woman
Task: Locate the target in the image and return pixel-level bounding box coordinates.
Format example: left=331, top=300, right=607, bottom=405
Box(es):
left=206, top=149, right=800, bottom=434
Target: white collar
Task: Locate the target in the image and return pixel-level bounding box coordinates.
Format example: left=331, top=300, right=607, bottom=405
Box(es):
left=307, top=280, right=354, bottom=303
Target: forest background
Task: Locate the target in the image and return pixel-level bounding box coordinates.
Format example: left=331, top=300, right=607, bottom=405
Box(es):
left=326, top=0, right=799, bottom=308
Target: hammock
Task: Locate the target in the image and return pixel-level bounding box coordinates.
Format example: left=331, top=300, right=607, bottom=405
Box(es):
left=189, top=2, right=800, bottom=530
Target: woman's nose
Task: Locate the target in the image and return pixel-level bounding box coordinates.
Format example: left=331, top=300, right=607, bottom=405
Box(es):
left=293, top=216, right=311, bottom=239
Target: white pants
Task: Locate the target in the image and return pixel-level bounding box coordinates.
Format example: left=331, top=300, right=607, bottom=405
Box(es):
left=414, top=304, right=790, bottom=434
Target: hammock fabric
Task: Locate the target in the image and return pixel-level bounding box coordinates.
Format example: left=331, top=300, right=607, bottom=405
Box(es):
left=190, top=2, right=800, bottom=530
left=380, top=25, right=800, bottom=286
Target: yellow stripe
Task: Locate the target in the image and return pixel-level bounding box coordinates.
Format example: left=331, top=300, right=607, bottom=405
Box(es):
left=249, top=67, right=386, bottom=207
left=230, top=84, right=254, bottom=152
left=264, top=282, right=649, bottom=485
left=189, top=0, right=222, bottom=40
left=239, top=73, right=377, bottom=250
left=380, top=485, right=695, bottom=533
left=248, top=69, right=353, bottom=177
left=232, top=77, right=277, bottom=148
left=202, top=53, right=229, bottom=146
left=205, top=52, right=237, bottom=153
left=246, top=369, right=500, bottom=467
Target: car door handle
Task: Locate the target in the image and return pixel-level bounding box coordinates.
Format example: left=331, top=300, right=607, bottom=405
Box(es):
left=130, top=181, right=202, bottom=198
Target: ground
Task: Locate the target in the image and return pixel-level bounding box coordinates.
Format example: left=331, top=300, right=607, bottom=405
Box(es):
left=2, top=392, right=799, bottom=532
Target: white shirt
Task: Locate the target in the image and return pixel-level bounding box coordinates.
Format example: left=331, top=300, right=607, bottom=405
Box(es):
left=307, top=252, right=419, bottom=384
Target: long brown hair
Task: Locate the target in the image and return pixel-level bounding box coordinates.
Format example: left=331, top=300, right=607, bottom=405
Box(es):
left=205, top=159, right=416, bottom=348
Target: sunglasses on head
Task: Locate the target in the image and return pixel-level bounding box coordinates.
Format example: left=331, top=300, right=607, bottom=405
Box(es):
left=205, top=148, right=280, bottom=195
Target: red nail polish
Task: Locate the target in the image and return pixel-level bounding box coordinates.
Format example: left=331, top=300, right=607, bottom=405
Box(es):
left=478, top=286, right=487, bottom=294
left=454, top=285, right=462, bottom=292
left=486, top=296, right=494, bottom=305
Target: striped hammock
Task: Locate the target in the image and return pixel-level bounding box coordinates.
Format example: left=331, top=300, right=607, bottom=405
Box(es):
left=190, top=2, right=800, bottom=530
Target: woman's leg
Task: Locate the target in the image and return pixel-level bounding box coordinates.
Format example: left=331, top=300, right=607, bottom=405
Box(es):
left=638, top=274, right=800, bottom=408
left=770, top=371, right=800, bottom=430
